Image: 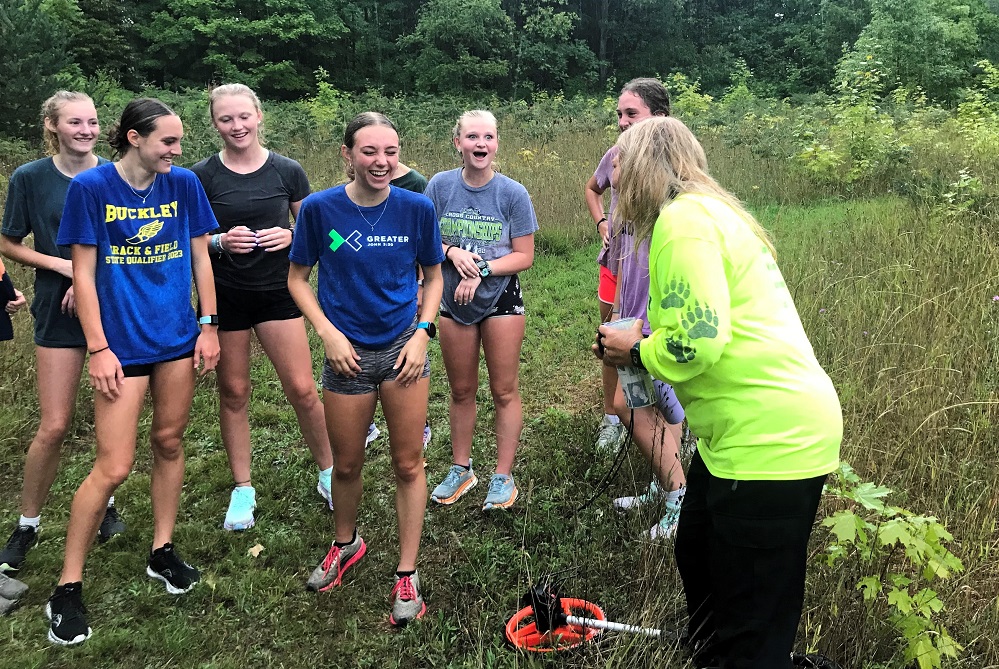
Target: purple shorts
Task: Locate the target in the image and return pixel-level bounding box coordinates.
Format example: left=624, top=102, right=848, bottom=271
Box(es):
left=654, top=380, right=685, bottom=425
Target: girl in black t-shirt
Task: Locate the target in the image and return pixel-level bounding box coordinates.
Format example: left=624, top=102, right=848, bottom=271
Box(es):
left=192, top=84, right=333, bottom=532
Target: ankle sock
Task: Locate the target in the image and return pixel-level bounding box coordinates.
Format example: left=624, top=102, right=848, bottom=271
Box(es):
left=666, top=485, right=686, bottom=504
left=334, top=529, right=357, bottom=548
left=603, top=413, right=620, bottom=425
left=107, top=496, right=115, bottom=509
left=19, top=515, right=40, bottom=529
left=396, top=569, right=415, bottom=578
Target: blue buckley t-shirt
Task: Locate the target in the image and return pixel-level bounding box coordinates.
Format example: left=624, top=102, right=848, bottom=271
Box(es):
left=289, top=184, right=444, bottom=350
left=57, top=163, right=218, bottom=366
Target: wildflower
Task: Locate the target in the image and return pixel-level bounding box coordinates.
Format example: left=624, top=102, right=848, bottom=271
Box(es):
left=992, top=295, right=999, bottom=302
left=819, top=308, right=827, bottom=314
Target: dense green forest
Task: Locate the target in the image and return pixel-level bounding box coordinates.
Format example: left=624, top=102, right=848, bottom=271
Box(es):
left=3, top=0, right=999, bottom=139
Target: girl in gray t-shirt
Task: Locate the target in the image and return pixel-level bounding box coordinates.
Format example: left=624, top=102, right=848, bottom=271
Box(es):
left=425, top=110, right=538, bottom=512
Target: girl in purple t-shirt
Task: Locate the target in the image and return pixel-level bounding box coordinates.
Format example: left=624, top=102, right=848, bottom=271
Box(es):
left=586, top=79, right=688, bottom=541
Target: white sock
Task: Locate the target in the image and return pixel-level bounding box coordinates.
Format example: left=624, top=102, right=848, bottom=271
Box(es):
left=107, top=496, right=115, bottom=508
left=665, top=485, right=686, bottom=504
left=603, top=413, right=620, bottom=425
left=19, top=515, right=40, bottom=528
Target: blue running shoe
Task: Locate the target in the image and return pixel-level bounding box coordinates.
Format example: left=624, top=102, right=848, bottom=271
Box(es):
left=482, top=474, right=518, bottom=511
left=223, top=486, right=256, bottom=531
left=431, top=462, right=477, bottom=505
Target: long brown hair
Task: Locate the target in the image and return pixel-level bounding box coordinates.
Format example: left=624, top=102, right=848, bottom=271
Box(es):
left=614, top=116, right=775, bottom=257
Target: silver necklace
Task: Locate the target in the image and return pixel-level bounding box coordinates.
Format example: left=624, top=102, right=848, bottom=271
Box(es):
left=352, top=190, right=391, bottom=231
left=122, top=172, right=157, bottom=204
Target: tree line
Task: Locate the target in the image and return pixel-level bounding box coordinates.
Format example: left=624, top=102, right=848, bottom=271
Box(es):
left=3, top=0, right=999, bottom=140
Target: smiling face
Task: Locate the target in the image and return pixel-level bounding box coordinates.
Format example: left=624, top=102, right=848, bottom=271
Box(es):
left=129, top=114, right=184, bottom=174
left=454, top=118, right=498, bottom=173
left=46, top=100, right=100, bottom=156
left=342, top=124, right=399, bottom=194
left=211, top=93, right=262, bottom=152
left=616, top=91, right=655, bottom=132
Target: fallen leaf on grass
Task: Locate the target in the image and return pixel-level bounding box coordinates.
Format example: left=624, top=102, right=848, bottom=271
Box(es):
left=248, top=543, right=264, bottom=558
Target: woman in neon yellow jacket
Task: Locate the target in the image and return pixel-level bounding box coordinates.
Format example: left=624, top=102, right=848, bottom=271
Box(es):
left=597, top=116, right=842, bottom=669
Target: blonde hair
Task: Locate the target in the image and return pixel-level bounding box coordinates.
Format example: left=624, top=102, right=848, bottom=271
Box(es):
left=208, top=84, right=265, bottom=144
left=615, top=116, right=775, bottom=257
left=452, top=110, right=498, bottom=142
left=41, top=91, right=95, bottom=156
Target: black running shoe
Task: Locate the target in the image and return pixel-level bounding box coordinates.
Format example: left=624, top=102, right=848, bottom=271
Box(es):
left=97, top=505, right=126, bottom=543
left=146, top=543, right=200, bottom=594
left=0, top=524, right=38, bottom=573
left=47, top=582, right=91, bottom=646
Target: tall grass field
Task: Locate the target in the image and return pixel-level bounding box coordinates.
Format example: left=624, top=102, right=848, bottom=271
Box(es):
left=1, top=89, right=997, bottom=668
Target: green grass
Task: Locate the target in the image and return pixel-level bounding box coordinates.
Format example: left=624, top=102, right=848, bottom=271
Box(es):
left=1, top=123, right=997, bottom=668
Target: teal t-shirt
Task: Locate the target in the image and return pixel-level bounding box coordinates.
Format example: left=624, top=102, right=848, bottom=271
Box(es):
left=638, top=193, right=842, bottom=480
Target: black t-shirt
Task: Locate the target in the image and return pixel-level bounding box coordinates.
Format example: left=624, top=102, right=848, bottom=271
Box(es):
left=191, top=151, right=310, bottom=289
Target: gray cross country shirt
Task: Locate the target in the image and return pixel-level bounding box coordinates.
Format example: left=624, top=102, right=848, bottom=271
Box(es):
left=424, top=168, right=538, bottom=325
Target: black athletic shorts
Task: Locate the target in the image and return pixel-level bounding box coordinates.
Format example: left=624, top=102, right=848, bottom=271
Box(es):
left=216, top=283, right=302, bottom=332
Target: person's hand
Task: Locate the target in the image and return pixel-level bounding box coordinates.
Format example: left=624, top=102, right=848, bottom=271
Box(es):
left=255, top=226, right=293, bottom=252
left=221, top=226, right=257, bottom=254
left=6, top=289, right=26, bottom=314
left=88, top=348, right=124, bottom=401
left=322, top=329, right=361, bottom=377
left=598, top=219, right=610, bottom=246
left=393, top=331, right=429, bottom=387
left=194, top=328, right=220, bottom=375
left=454, top=276, right=481, bottom=306
left=449, top=247, right=482, bottom=279
left=60, top=285, right=76, bottom=316
left=597, top=319, right=644, bottom=367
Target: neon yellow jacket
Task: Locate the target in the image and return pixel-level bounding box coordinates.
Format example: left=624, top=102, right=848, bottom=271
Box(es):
left=638, top=193, right=841, bottom=480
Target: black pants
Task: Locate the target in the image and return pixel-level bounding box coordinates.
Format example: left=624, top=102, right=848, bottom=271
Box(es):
left=675, top=451, right=827, bottom=669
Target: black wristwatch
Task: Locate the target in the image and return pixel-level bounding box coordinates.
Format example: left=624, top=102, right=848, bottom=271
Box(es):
left=475, top=259, right=492, bottom=277
left=416, top=321, right=437, bottom=339
left=630, top=341, right=646, bottom=370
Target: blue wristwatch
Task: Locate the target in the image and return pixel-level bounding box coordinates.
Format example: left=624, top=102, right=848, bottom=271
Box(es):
left=416, top=321, right=436, bottom=339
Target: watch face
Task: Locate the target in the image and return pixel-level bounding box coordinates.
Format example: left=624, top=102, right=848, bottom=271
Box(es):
left=418, top=322, right=436, bottom=339
left=630, top=343, right=642, bottom=367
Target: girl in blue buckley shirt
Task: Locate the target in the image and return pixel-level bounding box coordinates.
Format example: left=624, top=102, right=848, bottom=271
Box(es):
left=46, top=98, right=220, bottom=646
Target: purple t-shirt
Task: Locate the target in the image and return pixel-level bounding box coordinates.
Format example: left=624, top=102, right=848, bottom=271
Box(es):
left=613, top=229, right=653, bottom=336
left=593, top=146, right=623, bottom=272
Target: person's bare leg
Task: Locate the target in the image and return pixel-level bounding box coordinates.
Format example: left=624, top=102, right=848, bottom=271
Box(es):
left=148, top=358, right=196, bottom=549
left=480, top=316, right=526, bottom=475
left=59, top=378, right=147, bottom=584
left=599, top=300, right=618, bottom=416
left=438, top=318, right=481, bottom=467
left=323, top=391, right=377, bottom=543
left=380, top=377, right=429, bottom=572
left=256, top=318, right=332, bottom=470
left=216, top=329, right=254, bottom=485
left=615, top=385, right=685, bottom=491
left=20, top=346, right=86, bottom=517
